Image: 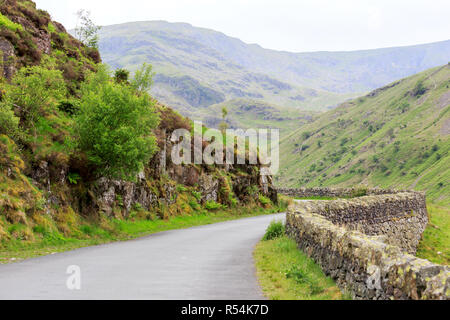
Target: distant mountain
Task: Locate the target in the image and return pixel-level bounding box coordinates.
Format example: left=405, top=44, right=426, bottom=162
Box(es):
left=98, top=21, right=450, bottom=119
left=98, top=21, right=353, bottom=117
left=277, top=64, right=450, bottom=205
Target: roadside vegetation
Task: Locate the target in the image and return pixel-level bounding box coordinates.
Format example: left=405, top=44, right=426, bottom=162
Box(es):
left=0, top=197, right=289, bottom=264
left=254, top=220, right=348, bottom=300
left=0, top=2, right=289, bottom=267
left=417, top=204, right=450, bottom=265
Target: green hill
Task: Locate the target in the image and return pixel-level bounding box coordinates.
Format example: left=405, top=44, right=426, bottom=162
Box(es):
left=277, top=64, right=450, bottom=205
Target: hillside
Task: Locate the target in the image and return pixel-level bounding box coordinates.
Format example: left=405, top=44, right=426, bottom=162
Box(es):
left=0, top=1, right=279, bottom=254
left=98, top=21, right=450, bottom=119
left=277, top=64, right=450, bottom=205
left=191, top=98, right=317, bottom=134
left=0, top=0, right=100, bottom=89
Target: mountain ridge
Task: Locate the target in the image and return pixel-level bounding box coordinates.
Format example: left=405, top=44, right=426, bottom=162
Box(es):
left=97, top=20, right=450, bottom=125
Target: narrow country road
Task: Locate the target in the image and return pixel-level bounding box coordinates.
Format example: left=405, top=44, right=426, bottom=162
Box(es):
left=0, top=213, right=285, bottom=300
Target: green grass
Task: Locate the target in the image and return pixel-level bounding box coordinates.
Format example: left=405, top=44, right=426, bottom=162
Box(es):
left=417, top=204, right=450, bottom=265
left=254, top=235, right=348, bottom=300
left=0, top=13, right=23, bottom=32
left=0, top=205, right=285, bottom=264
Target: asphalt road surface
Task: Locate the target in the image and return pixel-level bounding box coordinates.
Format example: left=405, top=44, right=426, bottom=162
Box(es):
left=0, top=213, right=285, bottom=300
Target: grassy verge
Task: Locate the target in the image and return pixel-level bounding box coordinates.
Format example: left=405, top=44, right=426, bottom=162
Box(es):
left=417, top=203, right=449, bottom=265
left=0, top=203, right=287, bottom=264
left=254, top=222, right=348, bottom=300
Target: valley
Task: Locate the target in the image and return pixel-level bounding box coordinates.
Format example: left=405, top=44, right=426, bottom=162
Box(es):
left=97, top=21, right=450, bottom=133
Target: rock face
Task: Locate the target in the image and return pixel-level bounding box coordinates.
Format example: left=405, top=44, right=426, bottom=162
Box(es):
left=0, top=38, right=15, bottom=79
left=0, top=0, right=99, bottom=81
left=86, top=132, right=277, bottom=217
left=286, top=202, right=449, bottom=300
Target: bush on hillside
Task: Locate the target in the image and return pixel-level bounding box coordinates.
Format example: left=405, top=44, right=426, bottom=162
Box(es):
left=412, top=80, right=427, bottom=97
left=204, top=200, right=223, bottom=211
left=0, top=101, right=19, bottom=136
left=3, top=63, right=66, bottom=136
left=76, top=65, right=160, bottom=181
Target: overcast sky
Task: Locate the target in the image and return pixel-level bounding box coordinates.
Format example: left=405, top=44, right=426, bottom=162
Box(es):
left=34, top=0, right=450, bottom=52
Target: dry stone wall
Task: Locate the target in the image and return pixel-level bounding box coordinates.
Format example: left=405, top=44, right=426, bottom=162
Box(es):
left=279, top=189, right=428, bottom=254
left=282, top=188, right=449, bottom=300
left=286, top=206, right=449, bottom=300
left=278, top=187, right=409, bottom=198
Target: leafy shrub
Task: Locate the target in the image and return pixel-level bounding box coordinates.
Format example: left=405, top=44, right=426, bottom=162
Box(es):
left=0, top=101, right=19, bottom=136
left=259, top=194, right=271, bottom=206
left=187, top=199, right=199, bottom=210
left=191, top=191, right=202, bottom=202
left=204, top=200, right=222, bottom=211
left=263, top=220, right=285, bottom=241
left=74, top=10, right=101, bottom=48
left=131, top=63, right=154, bottom=95
left=47, top=22, right=56, bottom=33
left=176, top=184, right=188, bottom=193
left=57, top=100, right=79, bottom=116
left=67, top=173, right=81, bottom=185
left=76, top=65, right=160, bottom=181
left=412, top=80, right=427, bottom=97
left=5, top=64, right=66, bottom=133
left=301, top=131, right=311, bottom=140
left=351, top=188, right=368, bottom=198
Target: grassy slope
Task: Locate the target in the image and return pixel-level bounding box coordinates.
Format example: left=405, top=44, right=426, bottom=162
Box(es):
left=277, top=64, right=450, bottom=206
left=417, top=204, right=449, bottom=265
left=254, top=235, right=347, bottom=300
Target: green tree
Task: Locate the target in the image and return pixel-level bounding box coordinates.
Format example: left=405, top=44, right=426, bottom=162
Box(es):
left=130, top=63, right=154, bottom=95
left=219, top=106, right=228, bottom=133
left=74, top=9, right=101, bottom=48
left=76, top=65, right=160, bottom=181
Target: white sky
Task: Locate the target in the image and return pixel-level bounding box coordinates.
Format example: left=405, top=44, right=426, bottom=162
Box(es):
left=34, top=0, right=450, bottom=52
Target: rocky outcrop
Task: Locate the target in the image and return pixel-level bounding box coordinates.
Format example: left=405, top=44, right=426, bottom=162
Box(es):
left=286, top=202, right=449, bottom=300
left=0, top=38, right=15, bottom=79
left=0, top=0, right=99, bottom=81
